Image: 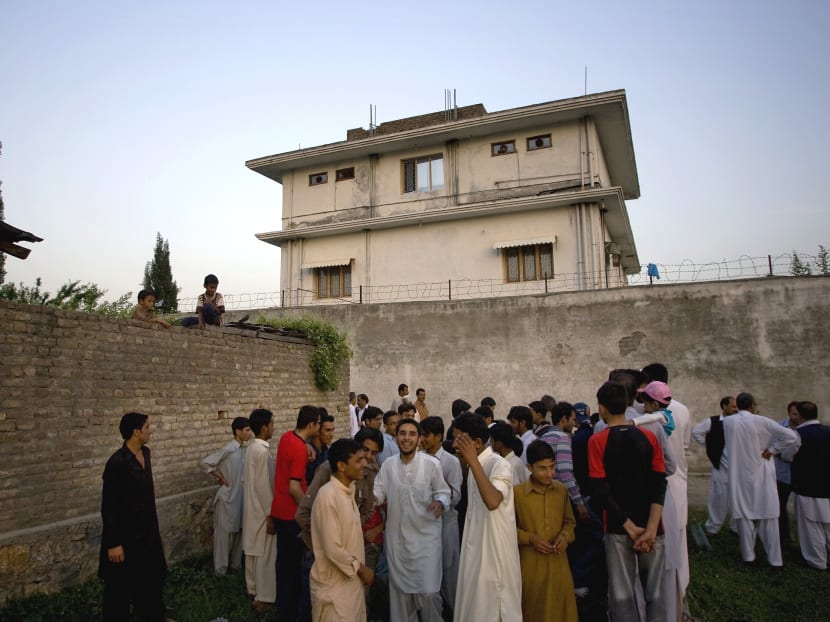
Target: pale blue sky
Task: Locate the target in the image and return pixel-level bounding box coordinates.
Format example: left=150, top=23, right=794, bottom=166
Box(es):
left=1, top=0, right=828, bottom=302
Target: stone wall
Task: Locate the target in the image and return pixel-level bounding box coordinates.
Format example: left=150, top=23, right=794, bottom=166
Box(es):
left=0, top=302, right=347, bottom=602
left=250, top=275, right=830, bottom=474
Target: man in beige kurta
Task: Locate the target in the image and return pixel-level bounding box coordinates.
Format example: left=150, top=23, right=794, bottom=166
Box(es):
left=311, top=439, right=374, bottom=622
left=243, top=409, right=277, bottom=607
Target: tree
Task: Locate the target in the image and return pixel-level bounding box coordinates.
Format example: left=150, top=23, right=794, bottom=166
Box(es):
left=817, top=245, right=829, bottom=275
left=789, top=252, right=812, bottom=276
left=0, top=140, right=6, bottom=285
left=142, top=233, right=179, bottom=312
left=0, top=277, right=132, bottom=315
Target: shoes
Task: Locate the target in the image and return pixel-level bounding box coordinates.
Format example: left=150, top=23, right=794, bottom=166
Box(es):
left=252, top=600, right=273, bottom=612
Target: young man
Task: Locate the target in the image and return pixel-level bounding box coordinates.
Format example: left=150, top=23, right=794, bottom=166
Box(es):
left=349, top=392, right=360, bottom=438
left=130, top=289, right=171, bottom=328
left=196, top=273, right=225, bottom=327
left=413, top=387, right=430, bottom=420
left=310, top=439, right=375, bottom=622
left=529, top=400, right=552, bottom=436
left=784, top=401, right=830, bottom=570
left=420, top=416, right=463, bottom=617
left=692, top=396, right=737, bottom=535
left=376, top=409, right=401, bottom=465
left=589, top=381, right=667, bottom=622
left=723, top=392, right=799, bottom=567
left=507, top=405, right=536, bottom=457
left=99, top=412, right=170, bottom=622
left=515, top=440, right=578, bottom=622
left=390, top=383, right=410, bottom=412
left=480, top=396, right=496, bottom=419
left=360, top=406, right=384, bottom=431
left=452, top=413, right=522, bottom=622
left=774, top=401, right=801, bottom=549
left=539, top=401, right=589, bottom=521
left=489, top=421, right=529, bottom=486
left=200, top=416, right=251, bottom=576
left=306, top=409, right=335, bottom=484
left=271, top=405, right=321, bottom=622
left=243, top=409, right=277, bottom=610
left=374, top=418, right=450, bottom=622
left=355, top=394, right=370, bottom=424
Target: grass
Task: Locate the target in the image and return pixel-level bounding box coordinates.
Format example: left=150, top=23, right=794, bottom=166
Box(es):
left=2, top=514, right=828, bottom=621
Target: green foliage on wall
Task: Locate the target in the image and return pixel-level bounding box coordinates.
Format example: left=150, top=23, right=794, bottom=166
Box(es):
left=0, top=277, right=133, bottom=316
left=257, top=315, right=352, bottom=391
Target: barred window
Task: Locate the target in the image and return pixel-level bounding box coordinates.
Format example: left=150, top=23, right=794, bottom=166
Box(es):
left=526, top=134, right=552, bottom=151
left=335, top=167, right=355, bottom=181
left=309, top=172, right=328, bottom=186
left=491, top=140, right=516, bottom=156
left=403, top=155, right=444, bottom=193
left=505, top=244, right=554, bottom=282
left=316, top=264, right=352, bottom=299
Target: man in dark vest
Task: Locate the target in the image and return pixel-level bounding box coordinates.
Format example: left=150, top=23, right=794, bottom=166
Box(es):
left=692, top=396, right=737, bottom=535
left=783, top=401, right=830, bottom=570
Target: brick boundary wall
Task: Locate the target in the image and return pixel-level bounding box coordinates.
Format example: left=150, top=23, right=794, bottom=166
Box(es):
left=0, top=301, right=348, bottom=602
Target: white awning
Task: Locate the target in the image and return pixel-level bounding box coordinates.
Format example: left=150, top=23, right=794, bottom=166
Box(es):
left=493, top=236, right=557, bottom=250
left=301, top=258, right=352, bottom=269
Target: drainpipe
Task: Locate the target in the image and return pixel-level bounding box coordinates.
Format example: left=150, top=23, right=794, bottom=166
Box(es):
left=584, top=117, right=594, bottom=187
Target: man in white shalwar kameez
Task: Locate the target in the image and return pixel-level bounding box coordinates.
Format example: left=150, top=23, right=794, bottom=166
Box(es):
left=243, top=409, right=277, bottom=608
left=311, top=439, right=374, bottom=622
left=374, top=418, right=450, bottom=622
left=200, top=416, right=251, bottom=576
left=723, top=393, right=800, bottom=567
left=452, top=413, right=522, bottom=622
left=692, top=397, right=738, bottom=535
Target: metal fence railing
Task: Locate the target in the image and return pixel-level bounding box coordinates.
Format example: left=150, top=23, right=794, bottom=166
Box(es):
left=175, top=251, right=826, bottom=311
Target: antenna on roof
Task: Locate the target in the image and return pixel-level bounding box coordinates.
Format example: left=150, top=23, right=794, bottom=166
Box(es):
left=444, top=88, right=458, bottom=121
left=369, top=105, right=377, bottom=135
left=584, top=66, right=588, bottom=96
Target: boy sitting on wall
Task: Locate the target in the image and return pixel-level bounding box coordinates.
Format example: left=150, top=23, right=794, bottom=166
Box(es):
left=131, top=289, right=171, bottom=328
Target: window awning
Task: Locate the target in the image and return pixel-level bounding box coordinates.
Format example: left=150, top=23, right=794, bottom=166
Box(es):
left=492, top=235, right=557, bottom=250
left=301, top=258, right=352, bottom=269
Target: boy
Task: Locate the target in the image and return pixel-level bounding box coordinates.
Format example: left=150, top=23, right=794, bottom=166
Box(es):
left=197, top=274, right=225, bottom=327
left=514, top=440, right=577, bottom=622
left=131, top=289, right=171, bottom=328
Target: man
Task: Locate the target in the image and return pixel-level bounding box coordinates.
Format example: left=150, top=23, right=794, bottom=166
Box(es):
left=310, top=439, right=375, bottom=622
left=360, top=405, right=384, bottom=431
left=307, top=410, right=335, bottom=484
left=390, top=383, right=410, bottom=412
left=723, top=392, right=799, bottom=567
left=99, top=412, right=171, bottom=622
left=571, top=402, right=593, bottom=490
left=243, top=409, right=277, bottom=610
left=692, top=396, right=737, bottom=535
left=420, top=416, right=463, bottom=618
left=349, top=391, right=361, bottom=438
left=413, top=387, right=430, bottom=420
left=489, top=421, right=529, bottom=486
left=452, top=413, right=522, bottom=622
left=355, top=394, right=370, bottom=424
left=376, top=409, right=401, bottom=465
left=507, top=405, right=536, bottom=456
left=529, top=400, right=552, bottom=436
left=539, top=401, right=589, bottom=521
left=200, top=416, right=251, bottom=576
left=514, top=440, right=578, bottom=622
left=589, top=381, right=667, bottom=622
left=480, top=396, right=496, bottom=419
left=271, top=405, right=321, bottom=622
left=374, top=418, right=450, bottom=622
left=774, top=401, right=801, bottom=549
left=784, top=401, right=830, bottom=570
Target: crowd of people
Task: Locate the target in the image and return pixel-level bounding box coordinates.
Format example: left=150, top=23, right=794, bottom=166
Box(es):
left=97, top=364, right=829, bottom=622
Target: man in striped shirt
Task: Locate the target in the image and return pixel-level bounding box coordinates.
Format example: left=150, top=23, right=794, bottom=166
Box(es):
left=539, top=401, right=589, bottom=521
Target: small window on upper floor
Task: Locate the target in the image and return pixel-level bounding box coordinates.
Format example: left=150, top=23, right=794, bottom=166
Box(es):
left=316, top=263, right=352, bottom=299
left=491, top=140, right=516, bottom=156
left=309, top=172, right=328, bottom=186
left=526, top=134, right=552, bottom=151
left=402, top=155, right=444, bottom=193
left=336, top=167, right=355, bottom=182
left=504, top=243, right=554, bottom=282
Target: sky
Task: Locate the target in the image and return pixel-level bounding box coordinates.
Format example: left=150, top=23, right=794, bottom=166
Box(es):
left=1, top=0, right=828, bottom=304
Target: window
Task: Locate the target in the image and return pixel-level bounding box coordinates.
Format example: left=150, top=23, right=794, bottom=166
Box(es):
left=403, top=155, right=444, bottom=193
left=491, top=140, right=516, bottom=156
left=309, top=172, right=328, bottom=186
left=335, top=167, right=355, bottom=181
left=526, top=134, right=552, bottom=151
left=504, top=244, right=553, bottom=282
left=316, top=264, right=352, bottom=299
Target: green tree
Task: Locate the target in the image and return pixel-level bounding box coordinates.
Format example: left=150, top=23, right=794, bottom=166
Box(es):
left=817, top=245, right=829, bottom=275
left=0, top=277, right=132, bottom=315
left=790, top=252, right=812, bottom=276
left=142, top=233, right=179, bottom=312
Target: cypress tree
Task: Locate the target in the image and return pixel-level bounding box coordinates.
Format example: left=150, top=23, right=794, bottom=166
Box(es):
left=142, top=233, right=179, bottom=312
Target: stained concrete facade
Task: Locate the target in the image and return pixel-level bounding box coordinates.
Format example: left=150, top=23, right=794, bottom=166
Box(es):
left=249, top=90, right=641, bottom=305
left=250, top=275, right=830, bottom=474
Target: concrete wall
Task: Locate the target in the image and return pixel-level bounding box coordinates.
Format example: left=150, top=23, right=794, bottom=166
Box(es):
left=251, top=275, right=830, bottom=473
left=0, top=301, right=348, bottom=602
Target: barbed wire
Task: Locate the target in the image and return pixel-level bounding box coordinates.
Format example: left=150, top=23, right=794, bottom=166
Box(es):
left=174, top=251, right=826, bottom=311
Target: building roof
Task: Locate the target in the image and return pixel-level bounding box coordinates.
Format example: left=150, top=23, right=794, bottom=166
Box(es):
left=246, top=90, right=640, bottom=200
left=0, top=221, right=44, bottom=260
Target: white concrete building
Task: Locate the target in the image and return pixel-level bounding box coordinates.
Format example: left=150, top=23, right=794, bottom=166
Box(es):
left=249, top=90, right=641, bottom=305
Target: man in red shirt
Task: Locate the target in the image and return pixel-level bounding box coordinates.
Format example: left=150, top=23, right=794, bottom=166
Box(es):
left=271, top=405, right=320, bottom=622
